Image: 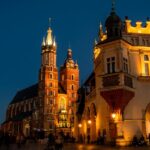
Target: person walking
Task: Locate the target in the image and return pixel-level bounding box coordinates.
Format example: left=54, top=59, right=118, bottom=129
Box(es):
left=55, top=133, right=63, bottom=150
left=87, top=134, right=90, bottom=144
left=4, top=132, right=10, bottom=150
left=46, top=133, right=55, bottom=150
left=16, top=133, right=22, bottom=148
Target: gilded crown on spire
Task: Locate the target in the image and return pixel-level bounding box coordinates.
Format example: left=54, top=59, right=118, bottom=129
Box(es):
left=46, top=27, right=53, bottom=46
left=41, top=18, right=56, bottom=47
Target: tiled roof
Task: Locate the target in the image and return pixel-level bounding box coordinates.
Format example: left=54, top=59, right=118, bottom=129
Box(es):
left=2, top=111, right=33, bottom=124
left=12, top=111, right=32, bottom=121
left=10, top=83, right=38, bottom=104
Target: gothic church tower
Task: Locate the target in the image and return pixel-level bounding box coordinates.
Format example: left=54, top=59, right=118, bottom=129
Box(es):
left=38, top=27, right=58, bottom=131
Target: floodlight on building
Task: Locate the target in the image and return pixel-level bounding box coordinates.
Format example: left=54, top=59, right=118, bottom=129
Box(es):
left=88, top=120, right=92, bottom=124
left=78, top=123, right=82, bottom=128
left=111, top=113, right=116, bottom=119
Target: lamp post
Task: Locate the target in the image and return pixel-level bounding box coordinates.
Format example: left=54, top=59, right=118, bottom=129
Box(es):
left=87, top=120, right=91, bottom=144
left=78, top=123, right=82, bottom=142
left=111, top=113, right=116, bottom=120
left=110, top=112, right=117, bottom=143
left=88, top=120, right=91, bottom=125
left=78, top=123, right=82, bottom=128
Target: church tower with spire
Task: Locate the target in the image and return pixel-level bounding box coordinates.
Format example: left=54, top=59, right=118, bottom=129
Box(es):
left=38, top=26, right=58, bottom=131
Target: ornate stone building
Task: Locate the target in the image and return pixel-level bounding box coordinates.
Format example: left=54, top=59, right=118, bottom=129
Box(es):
left=76, top=5, right=150, bottom=146
left=2, top=26, right=79, bottom=137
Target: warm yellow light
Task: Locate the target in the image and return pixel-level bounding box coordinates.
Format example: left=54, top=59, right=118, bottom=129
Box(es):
left=61, top=110, right=66, bottom=113
left=111, top=113, right=116, bottom=119
left=125, top=20, right=150, bottom=34
left=78, top=123, right=82, bottom=128
left=94, top=47, right=100, bottom=59
left=88, top=120, right=91, bottom=124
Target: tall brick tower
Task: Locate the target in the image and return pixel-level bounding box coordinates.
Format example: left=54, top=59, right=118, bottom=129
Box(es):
left=60, top=49, right=79, bottom=104
left=38, top=27, right=58, bottom=132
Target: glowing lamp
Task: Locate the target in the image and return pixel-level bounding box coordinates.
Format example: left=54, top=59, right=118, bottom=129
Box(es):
left=111, top=113, right=116, bottom=119
left=78, top=123, right=82, bottom=128
left=88, top=120, right=91, bottom=124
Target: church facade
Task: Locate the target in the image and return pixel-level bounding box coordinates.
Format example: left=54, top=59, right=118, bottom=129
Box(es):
left=2, top=27, right=79, bottom=137
left=76, top=7, right=150, bottom=145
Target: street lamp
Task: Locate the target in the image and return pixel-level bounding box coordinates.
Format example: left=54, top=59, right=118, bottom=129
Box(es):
left=111, top=112, right=116, bottom=119
left=78, top=123, right=82, bottom=128
left=88, top=120, right=91, bottom=125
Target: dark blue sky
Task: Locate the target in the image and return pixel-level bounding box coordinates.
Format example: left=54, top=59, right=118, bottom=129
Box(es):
left=0, top=0, right=150, bottom=123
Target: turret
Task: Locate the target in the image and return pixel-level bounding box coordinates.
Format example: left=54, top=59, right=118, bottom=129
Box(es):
left=99, top=22, right=103, bottom=40
left=105, top=0, right=122, bottom=39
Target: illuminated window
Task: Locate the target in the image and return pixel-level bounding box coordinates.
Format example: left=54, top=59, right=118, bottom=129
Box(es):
left=107, top=57, right=115, bottom=73
left=50, top=74, right=52, bottom=79
left=144, top=55, right=149, bottom=61
left=50, top=99, right=53, bottom=104
left=71, top=85, right=74, bottom=90
left=69, top=100, right=71, bottom=106
left=147, top=39, right=149, bottom=46
left=50, top=66, right=53, bottom=71
left=62, top=75, right=64, bottom=81
left=50, top=83, right=52, bottom=87
left=143, top=39, right=145, bottom=45
left=53, top=98, right=55, bottom=105
left=71, top=75, right=74, bottom=80
left=53, top=91, right=55, bottom=96
left=50, top=91, right=53, bottom=96
left=72, top=93, right=74, bottom=98
left=135, top=38, right=139, bottom=45
left=45, top=53, right=49, bottom=65
left=131, top=38, right=134, bottom=45
left=145, top=63, right=149, bottom=76
left=144, top=55, right=150, bottom=76
left=123, top=58, right=128, bottom=73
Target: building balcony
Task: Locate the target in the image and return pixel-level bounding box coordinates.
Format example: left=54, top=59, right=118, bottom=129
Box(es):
left=100, top=72, right=135, bottom=111
left=100, top=72, right=134, bottom=91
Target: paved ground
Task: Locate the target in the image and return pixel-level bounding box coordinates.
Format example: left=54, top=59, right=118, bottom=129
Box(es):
left=0, top=143, right=150, bottom=150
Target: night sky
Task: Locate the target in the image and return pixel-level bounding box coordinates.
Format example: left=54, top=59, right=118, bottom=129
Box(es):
left=0, top=0, right=150, bottom=123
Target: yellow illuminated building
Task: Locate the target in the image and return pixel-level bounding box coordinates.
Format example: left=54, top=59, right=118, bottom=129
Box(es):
left=76, top=5, right=150, bottom=146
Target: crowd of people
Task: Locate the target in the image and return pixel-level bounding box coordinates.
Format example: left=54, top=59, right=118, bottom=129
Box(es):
left=0, top=130, right=26, bottom=149
left=0, top=129, right=149, bottom=150
left=45, top=132, right=63, bottom=150
left=131, top=135, right=147, bottom=146
left=0, top=130, right=75, bottom=150
left=45, top=131, right=77, bottom=150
